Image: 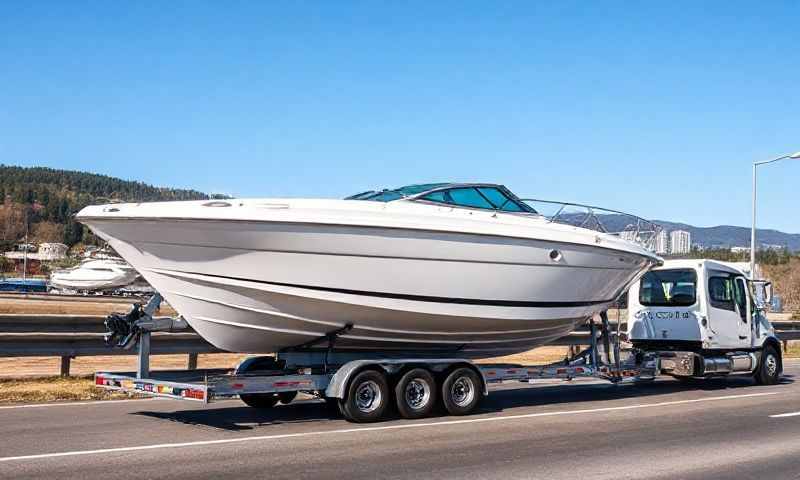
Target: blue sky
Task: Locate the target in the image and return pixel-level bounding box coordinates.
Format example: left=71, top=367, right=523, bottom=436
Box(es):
left=1, top=1, right=798, bottom=232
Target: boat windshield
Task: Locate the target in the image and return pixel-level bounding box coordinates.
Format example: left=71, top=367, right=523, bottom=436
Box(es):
left=346, top=183, right=536, bottom=213
left=345, top=183, right=451, bottom=202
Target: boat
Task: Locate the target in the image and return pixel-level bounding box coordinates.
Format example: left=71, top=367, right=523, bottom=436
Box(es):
left=49, top=259, right=140, bottom=292
left=76, top=183, right=662, bottom=358
left=0, top=277, right=48, bottom=293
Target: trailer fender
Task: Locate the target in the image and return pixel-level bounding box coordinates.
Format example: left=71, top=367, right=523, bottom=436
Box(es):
left=325, top=359, right=488, bottom=399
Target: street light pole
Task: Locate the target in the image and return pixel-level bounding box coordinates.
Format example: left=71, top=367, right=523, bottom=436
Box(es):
left=751, top=151, right=800, bottom=277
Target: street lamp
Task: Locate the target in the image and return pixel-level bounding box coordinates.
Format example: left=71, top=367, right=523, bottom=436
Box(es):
left=751, top=151, right=800, bottom=276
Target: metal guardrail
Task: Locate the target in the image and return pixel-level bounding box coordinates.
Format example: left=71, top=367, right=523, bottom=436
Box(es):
left=0, top=292, right=148, bottom=304
left=0, top=314, right=797, bottom=376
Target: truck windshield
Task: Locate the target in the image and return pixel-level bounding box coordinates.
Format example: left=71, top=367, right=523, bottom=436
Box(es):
left=639, top=269, right=697, bottom=307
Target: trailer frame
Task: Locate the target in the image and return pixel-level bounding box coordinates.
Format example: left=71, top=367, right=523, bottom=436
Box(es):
left=95, top=305, right=659, bottom=417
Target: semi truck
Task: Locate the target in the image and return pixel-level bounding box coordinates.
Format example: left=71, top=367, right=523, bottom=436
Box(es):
left=95, top=259, right=782, bottom=423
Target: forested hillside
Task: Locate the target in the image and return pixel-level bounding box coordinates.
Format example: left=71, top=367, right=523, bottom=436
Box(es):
left=0, top=165, right=209, bottom=249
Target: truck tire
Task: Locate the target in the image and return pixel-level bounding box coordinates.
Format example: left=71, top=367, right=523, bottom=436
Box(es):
left=755, top=345, right=781, bottom=385
left=339, top=369, right=390, bottom=423
left=441, top=367, right=481, bottom=416
left=395, top=368, right=437, bottom=419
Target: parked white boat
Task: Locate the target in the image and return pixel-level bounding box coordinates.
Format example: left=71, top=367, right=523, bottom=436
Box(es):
left=50, top=259, right=139, bottom=291
left=77, top=183, right=661, bottom=357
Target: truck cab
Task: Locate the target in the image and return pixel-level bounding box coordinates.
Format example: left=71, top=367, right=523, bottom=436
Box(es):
left=628, top=259, right=782, bottom=384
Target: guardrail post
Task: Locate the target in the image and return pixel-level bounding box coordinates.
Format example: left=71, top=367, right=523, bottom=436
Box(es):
left=188, top=353, right=198, bottom=370
left=60, top=356, right=71, bottom=377
left=137, top=331, right=150, bottom=379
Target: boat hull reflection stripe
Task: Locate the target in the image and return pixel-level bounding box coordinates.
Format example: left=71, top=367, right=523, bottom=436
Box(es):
left=173, top=270, right=614, bottom=308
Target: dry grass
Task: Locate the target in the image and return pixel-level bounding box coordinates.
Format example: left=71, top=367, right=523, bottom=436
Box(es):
left=476, top=346, right=570, bottom=365
left=785, top=341, right=800, bottom=359
left=762, top=258, right=800, bottom=313
left=0, top=353, right=249, bottom=378
left=0, top=297, right=176, bottom=316
left=0, top=376, right=137, bottom=404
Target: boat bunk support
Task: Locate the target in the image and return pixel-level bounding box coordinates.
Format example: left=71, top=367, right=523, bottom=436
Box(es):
left=284, top=323, right=354, bottom=373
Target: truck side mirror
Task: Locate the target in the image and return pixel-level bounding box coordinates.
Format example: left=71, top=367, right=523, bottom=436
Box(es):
left=750, top=280, right=772, bottom=310
left=763, top=283, right=773, bottom=304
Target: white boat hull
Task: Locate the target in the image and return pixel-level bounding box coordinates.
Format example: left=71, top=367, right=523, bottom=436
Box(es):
left=80, top=214, right=657, bottom=358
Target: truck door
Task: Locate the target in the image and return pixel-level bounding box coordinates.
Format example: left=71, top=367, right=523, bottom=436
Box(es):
left=733, top=276, right=752, bottom=346
left=707, top=272, right=744, bottom=349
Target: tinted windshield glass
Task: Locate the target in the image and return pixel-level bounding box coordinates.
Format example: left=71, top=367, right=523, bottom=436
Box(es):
left=348, top=183, right=450, bottom=202
left=639, top=269, right=697, bottom=306
left=447, top=188, right=494, bottom=209
left=421, top=186, right=531, bottom=212
left=477, top=187, right=524, bottom=212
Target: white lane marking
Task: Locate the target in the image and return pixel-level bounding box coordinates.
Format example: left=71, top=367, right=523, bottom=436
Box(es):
left=770, top=411, right=800, bottom=418
left=0, top=391, right=779, bottom=463
left=0, top=398, right=155, bottom=410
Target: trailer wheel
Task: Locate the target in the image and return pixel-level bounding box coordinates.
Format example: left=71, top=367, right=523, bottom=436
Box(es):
left=339, top=369, right=390, bottom=423
left=755, top=345, right=781, bottom=385
left=240, top=393, right=279, bottom=409
left=236, top=356, right=282, bottom=409
left=278, top=391, right=298, bottom=404
left=395, top=368, right=437, bottom=419
left=441, top=367, right=481, bottom=416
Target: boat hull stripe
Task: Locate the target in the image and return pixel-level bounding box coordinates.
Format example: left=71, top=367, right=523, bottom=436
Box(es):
left=168, top=270, right=615, bottom=308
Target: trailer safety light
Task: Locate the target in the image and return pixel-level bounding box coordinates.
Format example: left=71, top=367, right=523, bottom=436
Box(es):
left=95, top=376, right=105, bottom=386
left=181, top=389, right=205, bottom=400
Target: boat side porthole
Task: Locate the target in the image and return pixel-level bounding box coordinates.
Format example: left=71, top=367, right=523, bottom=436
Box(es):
left=549, top=249, right=563, bottom=262
left=202, top=201, right=232, bottom=208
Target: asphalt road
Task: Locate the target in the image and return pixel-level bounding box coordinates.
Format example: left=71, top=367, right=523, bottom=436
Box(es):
left=2, top=362, right=800, bottom=480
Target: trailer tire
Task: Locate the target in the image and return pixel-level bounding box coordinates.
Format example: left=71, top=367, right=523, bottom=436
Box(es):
left=755, top=345, right=781, bottom=385
left=236, top=356, right=283, bottom=409
left=240, top=393, right=279, bottom=409
left=339, top=369, right=390, bottom=423
left=441, top=367, right=481, bottom=416
left=395, top=368, right=437, bottom=419
left=278, top=391, right=298, bottom=404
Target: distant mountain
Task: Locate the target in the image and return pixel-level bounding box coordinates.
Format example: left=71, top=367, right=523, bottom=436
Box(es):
left=0, top=165, right=210, bottom=248
left=548, top=212, right=800, bottom=251
left=654, top=220, right=800, bottom=251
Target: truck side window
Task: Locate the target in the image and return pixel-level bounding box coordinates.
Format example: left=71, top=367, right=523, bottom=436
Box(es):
left=733, top=277, right=748, bottom=322
left=708, top=276, right=735, bottom=312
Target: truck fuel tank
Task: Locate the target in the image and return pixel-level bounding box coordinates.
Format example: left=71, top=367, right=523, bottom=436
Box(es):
left=657, top=351, right=757, bottom=377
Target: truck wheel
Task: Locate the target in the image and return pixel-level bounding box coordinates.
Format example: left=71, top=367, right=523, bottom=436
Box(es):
left=240, top=393, right=279, bottom=408
left=441, top=367, right=481, bottom=416
left=395, top=368, right=437, bottom=419
left=339, top=369, right=390, bottom=423
left=278, top=391, right=298, bottom=404
left=755, top=346, right=781, bottom=385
